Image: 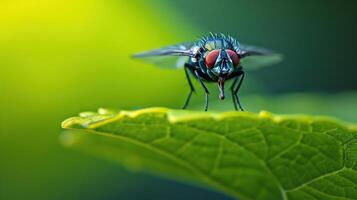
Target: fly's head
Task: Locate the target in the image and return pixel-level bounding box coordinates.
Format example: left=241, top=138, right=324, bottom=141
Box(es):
left=204, top=49, right=240, bottom=77
left=204, top=48, right=240, bottom=100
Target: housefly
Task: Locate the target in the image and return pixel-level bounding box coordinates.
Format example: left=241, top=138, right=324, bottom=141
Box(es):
left=133, top=33, right=282, bottom=111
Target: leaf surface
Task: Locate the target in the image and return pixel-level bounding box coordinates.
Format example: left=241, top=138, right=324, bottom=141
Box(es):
left=62, top=108, right=357, bottom=200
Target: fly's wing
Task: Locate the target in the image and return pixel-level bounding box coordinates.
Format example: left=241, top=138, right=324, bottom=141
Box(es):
left=132, top=42, right=194, bottom=69
left=239, top=44, right=283, bottom=71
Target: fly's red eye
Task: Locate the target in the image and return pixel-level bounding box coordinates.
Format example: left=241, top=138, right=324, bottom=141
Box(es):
left=226, top=49, right=240, bottom=67
left=205, top=50, right=219, bottom=68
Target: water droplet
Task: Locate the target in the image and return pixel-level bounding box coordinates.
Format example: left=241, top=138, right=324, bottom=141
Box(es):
left=98, top=108, right=115, bottom=115
left=79, top=112, right=96, bottom=117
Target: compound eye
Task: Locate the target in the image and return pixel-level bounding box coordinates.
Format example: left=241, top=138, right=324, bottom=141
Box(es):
left=205, top=49, right=219, bottom=69
left=226, top=49, right=240, bottom=67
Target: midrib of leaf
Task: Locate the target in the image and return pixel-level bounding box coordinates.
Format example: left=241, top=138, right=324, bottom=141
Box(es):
left=62, top=108, right=357, bottom=200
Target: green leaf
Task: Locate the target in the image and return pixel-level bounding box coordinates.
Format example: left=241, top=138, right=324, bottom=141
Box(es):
left=61, top=108, right=357, bottom=200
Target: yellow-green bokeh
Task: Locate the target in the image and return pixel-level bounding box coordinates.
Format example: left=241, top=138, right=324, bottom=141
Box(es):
left=0, top=1, right=204, bottom=199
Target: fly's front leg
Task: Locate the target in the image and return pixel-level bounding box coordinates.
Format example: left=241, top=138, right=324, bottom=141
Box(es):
left=182, top=63, right=195, bottom=109
left=231, top=71, right=245, bottom=111
left=194, top=70, right=210, bottom=111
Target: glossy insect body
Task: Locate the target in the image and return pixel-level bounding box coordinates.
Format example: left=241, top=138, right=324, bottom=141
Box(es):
left=133, top=33, right=281, bottom=111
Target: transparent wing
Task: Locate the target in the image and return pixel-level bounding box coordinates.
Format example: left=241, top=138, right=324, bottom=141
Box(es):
left=132, top=42, right=194, bottom=69
left=240, top=44, right=283, bottom=71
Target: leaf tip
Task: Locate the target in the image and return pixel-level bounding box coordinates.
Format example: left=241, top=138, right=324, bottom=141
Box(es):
left=61, top=117, right=81, bottom=129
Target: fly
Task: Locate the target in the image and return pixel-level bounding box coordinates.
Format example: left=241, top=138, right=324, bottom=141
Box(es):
left=133, top=33, right=282, bottom=111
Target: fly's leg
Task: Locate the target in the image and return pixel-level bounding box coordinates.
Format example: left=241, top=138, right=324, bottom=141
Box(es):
left=231, top=71, right=245, bottom=111
left=234, top=71, right=245, bottom=111
left=182, top=64, right=195, bottom=109
left=194, top=70, right=209, bottom=111
left=230, top=76, right=239, bottom=110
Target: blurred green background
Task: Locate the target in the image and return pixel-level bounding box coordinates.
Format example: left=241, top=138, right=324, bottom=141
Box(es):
left=1, top=0, right=357, bottom=199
